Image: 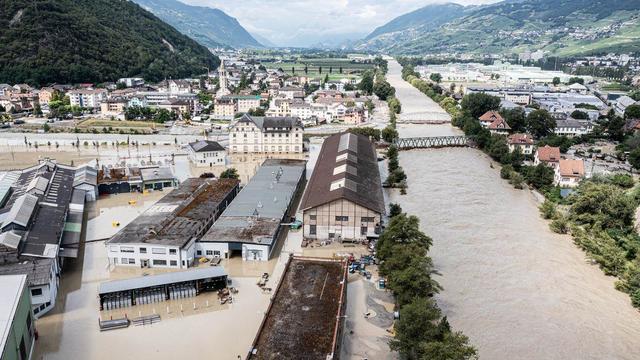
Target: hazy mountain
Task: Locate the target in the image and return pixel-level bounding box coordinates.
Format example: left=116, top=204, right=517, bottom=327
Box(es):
left=358, top=0, right=640, bottom=56
left=251, top=33, right=277, bottom=48
left=0, top=0, right=219, bottom=86
left=133, top=0, right=262, bottom=49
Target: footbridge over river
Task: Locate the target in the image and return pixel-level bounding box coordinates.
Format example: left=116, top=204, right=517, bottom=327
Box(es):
left=393, top=136, right=469, bottom=150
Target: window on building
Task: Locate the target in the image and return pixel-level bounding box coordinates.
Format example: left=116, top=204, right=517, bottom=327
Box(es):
left=206, top=250, right=213, bottom=256
left=128, top=259, right=136, bottom=264
left=109, top=246, right=118, bottom=252
left=170, top=260, right=178, bottom=266
left=30, top=288, right=43, bottom=296
left=214, top=250, right=221, bottom=257
left=361, top=226, right=368, bottom=235
left=309, top=215, right=317, bottom=220
left=196, top=250, right=202, bottom=256
left=152, top=248, right=166, bottom=255
left=153, top=259, right=167, bottom=266
left=26, top=313, right=32, bottom=333
left=335, top=216, right=349, bottom=221
left=139, top=247, right=147, bottom=254
left=120, top=246, right=134, bottom=253
left=169, top=249, right=177, bottom=255
left=309, top=225, right=317, bottom=235
left=361, top=217, right=375, bottom=222
left=121, top=258, right=128, bottom=264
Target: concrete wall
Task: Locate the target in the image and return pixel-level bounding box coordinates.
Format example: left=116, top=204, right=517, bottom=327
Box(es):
left=303, top=199, right=381, bottom=242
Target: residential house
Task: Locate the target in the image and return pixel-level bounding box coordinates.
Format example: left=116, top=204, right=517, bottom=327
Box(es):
left=68, top=89, right=107, bottom=109
left=229, top=114, right=303, bottom=154
left=277, top=86, right=304, bottom=100
left=534, top=145, right=561, bottom=169
left=213, top=97, right=236, bottom=119
left=479, top=111, right=504, bottom=128
left=229, top=95, right=261, bottom=113
left=487, top=117, right=511, bottom=135
left=507, top=133, right=535, bottom=155
left=341, top=108, right=366, bottom=125
left=554, top=159, right=585, bottom=188
left=615, top=95, right=638, bottom=116
left=554, top=119, right=594, bottom=137
left=158, top=99, right=191, bottom=115
left=38, top=88, right=56, bottom=106
left=100, top=98, right=128, bottom=118
left=186, top=140, right=226, bottom=167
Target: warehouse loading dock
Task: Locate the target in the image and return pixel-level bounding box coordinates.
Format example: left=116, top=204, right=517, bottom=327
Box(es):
left=97, top=267, right=228, bottom=311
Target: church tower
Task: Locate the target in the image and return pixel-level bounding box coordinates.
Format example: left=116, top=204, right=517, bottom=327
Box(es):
left=216, top=60, right=231, bottom=98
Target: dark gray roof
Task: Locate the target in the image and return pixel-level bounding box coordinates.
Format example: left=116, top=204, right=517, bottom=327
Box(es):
left=108, top=178, right=239, bottom=247
left=188, top=140, right=225, bottom=153
left=236, top=114, right=302, bottom=132
left=98, top=266, right=227, bottom=295
left=301, top=132, right=385, bottom=214
left=201, top=159, right=306, bottom=246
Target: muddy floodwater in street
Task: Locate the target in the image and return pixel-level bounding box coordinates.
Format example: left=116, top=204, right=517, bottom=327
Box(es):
left=385, top=59, right=640, bottom=359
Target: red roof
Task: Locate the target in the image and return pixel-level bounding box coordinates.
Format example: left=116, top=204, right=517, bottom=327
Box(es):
left=488, top=117, right=511, bottom=130
left=536, top=145, right=560, bottom=162
left=508, top=133, right=534, bottom=145
left=558, top=159, right=584, bottom=177
left=479, top=110, right=503, bottom=122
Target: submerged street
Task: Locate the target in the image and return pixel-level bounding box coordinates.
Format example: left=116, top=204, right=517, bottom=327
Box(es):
left=386, top=60, right=640, bottom=359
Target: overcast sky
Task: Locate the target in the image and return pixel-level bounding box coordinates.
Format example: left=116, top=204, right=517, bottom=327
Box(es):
left=181, top=0, right=501, bottom=47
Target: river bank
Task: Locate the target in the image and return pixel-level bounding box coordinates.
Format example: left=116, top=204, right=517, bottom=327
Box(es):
left=385, top=59, right=640, bottom=359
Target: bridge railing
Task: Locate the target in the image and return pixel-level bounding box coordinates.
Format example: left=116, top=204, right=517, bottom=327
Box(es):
left=393, top=136, right=468, bottom=150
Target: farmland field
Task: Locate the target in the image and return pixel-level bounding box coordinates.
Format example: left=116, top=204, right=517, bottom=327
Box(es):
left=261, top=58, right=373, bottom=80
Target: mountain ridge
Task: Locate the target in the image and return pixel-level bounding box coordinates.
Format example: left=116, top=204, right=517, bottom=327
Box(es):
left=132, top=0, right=262, bottom=49
left=0, top=0, right=219, bottom=86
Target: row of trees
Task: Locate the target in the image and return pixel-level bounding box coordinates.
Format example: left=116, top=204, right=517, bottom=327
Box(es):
left=377, top=207, right=477, bottom=359
left=124, top=106, right=180, bottom=123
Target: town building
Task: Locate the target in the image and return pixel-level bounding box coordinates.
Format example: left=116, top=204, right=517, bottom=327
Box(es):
left=97, top=165, right=177, bottom=195
left=507, top=133, right=535, bottom=155
left=554, top=159, right=585, bottom=188
left=301, top=133, right=385, bottom=242
left=186, top=140, right=226, bottom=167
left=534, top=145, right=561, bottom=169
left=106, top=178, right=240, bottom=269
left=216, top=61, right=231, bottom=98
left=479, top=111, right=504, bottom=128
left=68, top=89, right=107, bottom=108
left=487, top=116, right=511, bottom=135
left=213, top=97, right=236, bottom=119
left=229, top=95, right=261, bottom=113
left=554, top=119, right=594, bottom=137
left=229, top=114, right=304, bottom=154
left=0, top=161, right=85, bottom=317
left=277, top=86, right=304, bottom=99
left=157, top=99, right=191, bottom=114
left=199, top=159, right=306, bottom=261
left=100, top=98, right=128, bottom=118
left=615, top=95, right=638, bottom=116
left=38, top=87, right=56, bottom=106
left=117, top=77, right=145, bottom=88
left=247, top=256, right=347, bottom=359
left=0, top=275, right=35, bottom=360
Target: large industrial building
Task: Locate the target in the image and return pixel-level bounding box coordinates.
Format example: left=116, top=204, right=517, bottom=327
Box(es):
left=0, top=275, right=35, bottom=360
left=300, top=132, right=385, bottom=242
left=97, top=165, right=177, bottom=195
left=0, top=160, right=88, bottom=317
left=106, top=178, right=240, bottom=269
left=199, top=159, right=306, bottom=261
left=247, top=256, right=348, bottom=359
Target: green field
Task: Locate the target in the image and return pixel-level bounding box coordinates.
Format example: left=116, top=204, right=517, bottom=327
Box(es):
left=262, top=58, right=373, bottom=80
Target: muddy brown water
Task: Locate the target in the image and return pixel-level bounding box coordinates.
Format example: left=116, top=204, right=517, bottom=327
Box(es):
left=386, top=60, right=640, bottom=359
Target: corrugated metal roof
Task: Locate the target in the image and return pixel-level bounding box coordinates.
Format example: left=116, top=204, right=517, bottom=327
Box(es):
left=1, top=194, right=38, bottom=229
left=26, top=176, right=49, bottom=195
left=98, top=266, right=227, bottom=295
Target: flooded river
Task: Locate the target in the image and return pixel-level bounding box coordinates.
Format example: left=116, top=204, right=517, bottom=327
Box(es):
left=386, top=60, right=640, bottom=359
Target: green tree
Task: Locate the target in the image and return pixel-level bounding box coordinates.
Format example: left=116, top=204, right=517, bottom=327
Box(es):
left=382, top=126, right=399, bottom=143
left=526, top=109, right=556, bottom=138
left=389, top=203, right=402, bottom=217
left=460, top=93, right=501, bottom=119
left=552, top=77, right=561, bottom=86
left=390, top=297, right=442, bottom=357
left=358, top=70, right=374, bottom=95
left=500, top=108, right=527, bottom=132
left=33, top=103, right=43, bottom=117
left=430, top=73, right=442, bottom=83
left=628, top=148, right=640, bottom=169
left=571, top=110, right=588, bottom=120
left=373, top=79, right=394, bottom=101
left=43, top=123, right=50, bottom=132
left=522, top=164, right=555, bottom=190
left=220, top=168, right=239, bottom=179
left=625, top=104, right=640, bottom=120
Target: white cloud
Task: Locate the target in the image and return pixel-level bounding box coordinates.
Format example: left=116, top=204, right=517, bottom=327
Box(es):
left=181, top=0, right=501, bottom=47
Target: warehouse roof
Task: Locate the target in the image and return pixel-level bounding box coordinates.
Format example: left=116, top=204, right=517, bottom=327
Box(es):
left=300, top=132, right=385, bottom=214
left=108, top=178, right=239, bottom=247
left=201, top=159, right=305, bottom=246
left=98, top=266, right=227, bottom=295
